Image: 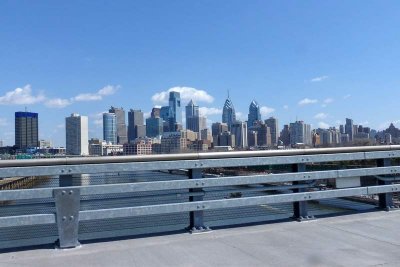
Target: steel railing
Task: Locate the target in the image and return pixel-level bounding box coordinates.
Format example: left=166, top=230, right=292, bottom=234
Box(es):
left=0, top=145, right=400, bottom=249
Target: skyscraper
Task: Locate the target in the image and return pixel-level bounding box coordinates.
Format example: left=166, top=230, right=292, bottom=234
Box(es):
left=222, top=94, right=236, bottom=130
left=146, top=111, right=163, bottom=137
left=168, top=91, right=182, bottom=130
left=66, top=113, right=88, bottom=155
left=248, top=100, right=261, bottom=127
left=345, top=118, right=354, bottom=142
left=15, top=111, right=38, bottom=149
left=289, top=121, right=312, bottom=145
left=128, top=109, right=145, bottom=142
left=103, top=113, right=117, bottom=144
left=186, top=100, right=199, bottom=132
left=231, top=121, right=248, bottom=148
left=109, top=106, right=128, bottom=145
left=265, top=117, right=279, bottom=146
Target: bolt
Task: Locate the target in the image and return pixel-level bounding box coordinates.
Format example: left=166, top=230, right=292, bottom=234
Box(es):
left=197, top=205, right=200, bottom=209
left=62, top=190, right=66, bottom=195
left=68, top=169, right=72, bottom=173
left=196, top=183, right=199, bottom=186
left=69, top=190, right=73, bottom=195
left=61, top=170, right=65, bottom=173
left=62, top=216, right=67, bottom=221
left=69, top=216, right=74, bottom=220
left=202, top=182, right=205, bottom=186
left=202, top=205, right=205, bottom=209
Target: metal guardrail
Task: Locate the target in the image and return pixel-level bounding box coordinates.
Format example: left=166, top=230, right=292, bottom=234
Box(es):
left=0, top=145, right=400, bottom=248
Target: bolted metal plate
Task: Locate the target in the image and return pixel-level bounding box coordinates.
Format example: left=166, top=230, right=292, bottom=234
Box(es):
left=54, top=188, right=81, bottom=248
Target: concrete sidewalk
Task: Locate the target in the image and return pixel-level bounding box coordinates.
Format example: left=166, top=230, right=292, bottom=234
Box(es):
left=1, top=211, right=400, bottom=267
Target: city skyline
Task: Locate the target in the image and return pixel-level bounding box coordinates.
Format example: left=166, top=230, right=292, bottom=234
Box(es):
left=0, top=90, right=398, bottom=147
left=1, top=2, right=400, bottom=145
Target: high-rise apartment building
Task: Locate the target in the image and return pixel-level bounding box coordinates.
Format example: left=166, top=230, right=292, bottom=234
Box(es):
left=222, top=95, right=236, bottom=131
left=109, top=106, right=128, bottom=145
left=248, top=100, right=261, bottom=127
left=265, top=117, right=279, bottom=146
left=66, top=113, right=88, bottom=155
left=15, top=111, right=39, bottom=149
left=103, top=113, right=117, bottom=145
left=128, top=109, right=145, bottom=142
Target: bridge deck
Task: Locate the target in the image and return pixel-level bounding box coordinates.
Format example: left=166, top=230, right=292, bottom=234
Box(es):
left=1, top=211, right=400, bottom=267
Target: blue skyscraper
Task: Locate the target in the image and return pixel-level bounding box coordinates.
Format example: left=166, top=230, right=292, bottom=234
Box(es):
left=222, top=94, right=236, bottom=131
left=146, top=117, right=163, bottom=137
left=248, top=100, right=261, bottom=127
left=168, top=91, right=182, bottom=130
left=103, top=113, right=117, bottom=144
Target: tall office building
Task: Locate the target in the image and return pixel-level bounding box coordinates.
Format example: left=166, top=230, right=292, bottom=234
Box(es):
left=109, top=107, right=128, bottom=144
left=186, top=100, right=199, bottom=133
left=168, top=91, right=182, bottom=130
left=128, top=109, right=145, bottom=142
left=212, top=122, right=229, bottom=136
left=345, top=118, right=354, bottom=142
left=265, top=117, right=279, bottom=146
left=146, top=111, right=163, bottom=138
left=103, top=113, right=117, bottom=144
left=280, top=125, right=290, bottom=146
left=231, top=121, right=248, bottom=148
left=66, top=113, right=88, bottom=155
left=248, top=100, right=261, bottom=127
left=222, top=94, right=236, bottom=130
left=256, top=124, right=271, bottom=146
left=289, top=121, right=312, bottom=145
left=15, top=111, right=39, bottom=149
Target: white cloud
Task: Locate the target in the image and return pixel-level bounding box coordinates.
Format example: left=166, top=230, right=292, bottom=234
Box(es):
left=314, top=113, right=328, bottom=120
left=73, top=85, right=120, bottom=102
left=323, top=98, right=334, bottom=104
left=343, top=94, right=351, bottom=99
left=310, top=75, right=328, bottom=82
left=0, top=84, right=119, bottom=109
left=283, top=105, right=289, bottom=110
left=199, top=107, right=222, bottom=117
left=152, top=87, right=214, bottom=105
left=260, top=106, right=275, bottom=116
left=298, top=98, right=318, bottom=106
left=45, top=98, right=72, bottom=108
left=143, top=112, right=151, bottom=119
left=318, top=122, right=330, bottom=129
left=0, top=85, right=45, bottom=105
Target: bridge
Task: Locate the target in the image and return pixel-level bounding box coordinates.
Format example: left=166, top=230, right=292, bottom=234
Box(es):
left=0, top=146, right=400, bottom=265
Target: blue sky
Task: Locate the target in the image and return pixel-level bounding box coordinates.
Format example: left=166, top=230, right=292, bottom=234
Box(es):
left=1, top=1, right=400, bottom=146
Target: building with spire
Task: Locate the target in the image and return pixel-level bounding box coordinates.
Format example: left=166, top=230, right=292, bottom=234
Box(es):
left=222, top=91, right=236, bottom=131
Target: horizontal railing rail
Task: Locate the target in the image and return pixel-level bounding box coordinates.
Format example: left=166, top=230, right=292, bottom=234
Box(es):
left=0, top=145, right=399, bottom=249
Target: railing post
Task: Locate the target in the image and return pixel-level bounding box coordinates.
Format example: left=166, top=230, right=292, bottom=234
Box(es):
left=54, top=188, right=81, bottom=248
left=292, top=163, right=311, bottom=221
left=377, top=158, right=394, bottom=210
left=188, top=168, right=209, bottom=233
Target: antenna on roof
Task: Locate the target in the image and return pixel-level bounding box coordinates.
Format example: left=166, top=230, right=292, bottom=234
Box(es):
left=227, top=89, right=230, bottom=99
left=25, top=106, right=27, bottom=112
